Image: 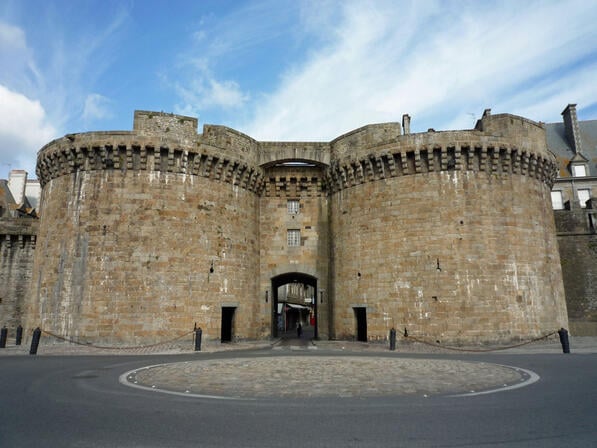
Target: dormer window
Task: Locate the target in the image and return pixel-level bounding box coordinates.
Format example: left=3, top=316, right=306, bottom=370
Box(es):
left=568, top=152, right=589, bottom=177
left=572, top=164, right=587, bottom=177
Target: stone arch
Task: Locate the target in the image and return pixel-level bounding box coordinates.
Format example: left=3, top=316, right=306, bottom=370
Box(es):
left=258, top=143, right=330, bottom=168
left=271, top=272, right=318, bottom=339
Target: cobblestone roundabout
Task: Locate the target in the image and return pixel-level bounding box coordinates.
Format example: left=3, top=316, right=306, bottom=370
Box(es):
left=125, top=356, right=526, bottom=398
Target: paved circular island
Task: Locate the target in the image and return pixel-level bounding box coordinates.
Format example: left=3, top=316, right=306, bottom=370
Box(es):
left=122, top=356, right=533, bottom=398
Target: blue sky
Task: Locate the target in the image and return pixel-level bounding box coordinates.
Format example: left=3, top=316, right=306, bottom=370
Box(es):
left=1, top=0, right=596, bottom=180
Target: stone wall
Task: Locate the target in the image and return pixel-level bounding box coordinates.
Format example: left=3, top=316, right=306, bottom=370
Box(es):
left=258, top=164, right=329, bottom=338
left=26, top=109, right=570, bottom=346
left=0, top=219, right=38, bottom=334
left=26, top=169, right=259, bottom=344
left=555, top=199, right=597, bottom=335
left=329, top=113, right=567, bottom=344
left=28, top=113, right=263, bottom=345
left=133, top=110, right=198, bottom=145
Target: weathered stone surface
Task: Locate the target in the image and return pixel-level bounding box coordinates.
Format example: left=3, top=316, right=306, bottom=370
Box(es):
left=0, top=219, right=38, bottom=334
left=22, top=110, right=568, bottom=345
left=555, top=202, right=597, bottom=334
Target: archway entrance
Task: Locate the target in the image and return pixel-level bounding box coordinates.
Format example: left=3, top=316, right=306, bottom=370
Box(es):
left=271, top=273, right=317, bottom=340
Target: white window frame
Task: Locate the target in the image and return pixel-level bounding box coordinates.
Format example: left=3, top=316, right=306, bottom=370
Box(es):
left=287, top=199, right=300, bottom=215
left=578, top=189, right=591, bottom=208
left=572, top=164, right=587, bottom=177
left=287, top=229, right=301, bottom=246
left=550, top=191, right=564, bottom=210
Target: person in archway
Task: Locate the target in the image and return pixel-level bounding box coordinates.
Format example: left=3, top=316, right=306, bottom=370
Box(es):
left=297, top=322, right=302, bottom=338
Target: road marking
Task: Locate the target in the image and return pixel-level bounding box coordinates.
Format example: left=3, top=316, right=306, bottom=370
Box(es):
left=118, top=367, right=254, bottom=401
left=450, top=364, right=540, bottom=397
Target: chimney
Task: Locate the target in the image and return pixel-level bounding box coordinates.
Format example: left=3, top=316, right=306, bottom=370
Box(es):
left=7, top=170, right=27, bottom=205
left=562, top=104, right=582, bottom=154
left=402, top=114, right=411, bottom=135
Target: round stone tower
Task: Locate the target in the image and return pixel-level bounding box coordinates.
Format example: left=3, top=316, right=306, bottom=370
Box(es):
left=27, top=111, right=263, bottom=344
left=327, top=112, right=568, bottom=343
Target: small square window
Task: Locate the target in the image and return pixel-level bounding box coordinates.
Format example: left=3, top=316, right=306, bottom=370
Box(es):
left=287, top=229, right=301, bottom=246
left=578, top=189, right=591, bottom=208
left=287, top=200, right=300, bottom=214
left=551, top=191, right=564, bottom=210
left=572, top=165, right=587, bottom=177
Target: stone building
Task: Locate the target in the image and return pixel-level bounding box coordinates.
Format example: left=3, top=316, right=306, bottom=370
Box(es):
left=547, top=104, right=597, bottom=335
left=0, top=171, right=39, bottom=335
left=13, top=108, right=568, bottom=346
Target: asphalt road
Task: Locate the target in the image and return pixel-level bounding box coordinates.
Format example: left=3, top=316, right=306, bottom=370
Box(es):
left=1, top=350, right=596, bottom=447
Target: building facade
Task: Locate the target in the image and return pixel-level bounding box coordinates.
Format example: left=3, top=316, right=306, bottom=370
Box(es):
left=548, top=105, right=597, bottom=335
left=10, top=108, right=568, bottom=346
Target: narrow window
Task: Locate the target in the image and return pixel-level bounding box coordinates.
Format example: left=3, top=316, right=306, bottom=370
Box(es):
left=550, top=191, right=564, bottom=210
left=287, top=199, right=300, bottom=214
left=578, top=189, right=591, bottom=208
left=287, top=229, right=301, bottom=246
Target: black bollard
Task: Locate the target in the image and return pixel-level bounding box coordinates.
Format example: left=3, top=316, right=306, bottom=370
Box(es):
left=30, top=327, right=42, bottom=355
left=194, top=327, right=202, bottom=351
left=0, top=327, right=7, bottom=348
left=557, top=328, right=570, bottom=354
left=389, top=328, right=396, bottom=351
left=16, top=325, right=23, bottom=345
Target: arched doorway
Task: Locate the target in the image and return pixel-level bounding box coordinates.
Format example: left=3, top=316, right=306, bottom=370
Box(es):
left=271, top=273, right=318, bottom=339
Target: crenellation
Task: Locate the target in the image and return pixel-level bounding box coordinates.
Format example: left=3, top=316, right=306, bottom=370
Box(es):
left=427, top=147, right=437, bottom=172
left=529, top=154, right=538, bottom=178
left=229, top=162, right=241, bottom=185
left=213, top=158, right=225, bottom=181
left=521, top=151, right=530, bottom=176
left=405, top=151, right=416, bottom=174
left=203, top=155, right=215, bottom=179
left=342, top=163, right=352, bottom=188
left=385, top=155, right=397, bottom=177
left=345, top=164, right=355, bottom=187
left=414, top=149, right=423, bottom=173
left=460, top=146, right=469, bottom=171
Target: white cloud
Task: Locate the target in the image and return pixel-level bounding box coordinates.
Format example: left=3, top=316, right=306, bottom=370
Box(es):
left=0, top=21, right=27, bottom=51
left=0, top=84, right=57, bottom=179
left=0, top=21, right=42, bottom=96
left=173, top=61, right=249, bottom=117
left=241, top=0, right=597, bottom=140
left=83, top=93, right=113, bottom=123
left=172, top=1, right=302, bottom=121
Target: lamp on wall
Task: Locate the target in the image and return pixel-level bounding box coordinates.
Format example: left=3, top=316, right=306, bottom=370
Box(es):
left=320, top=290, right=325, bottom=304
left=209, top=260, right=214, bottom=274
left=265, top=290, right=269, bottom=303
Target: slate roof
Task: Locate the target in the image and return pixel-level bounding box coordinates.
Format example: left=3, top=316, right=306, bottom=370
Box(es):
left=0, top=180, right=16, bottom=218
left=546, top=119, right=597, bottom=177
